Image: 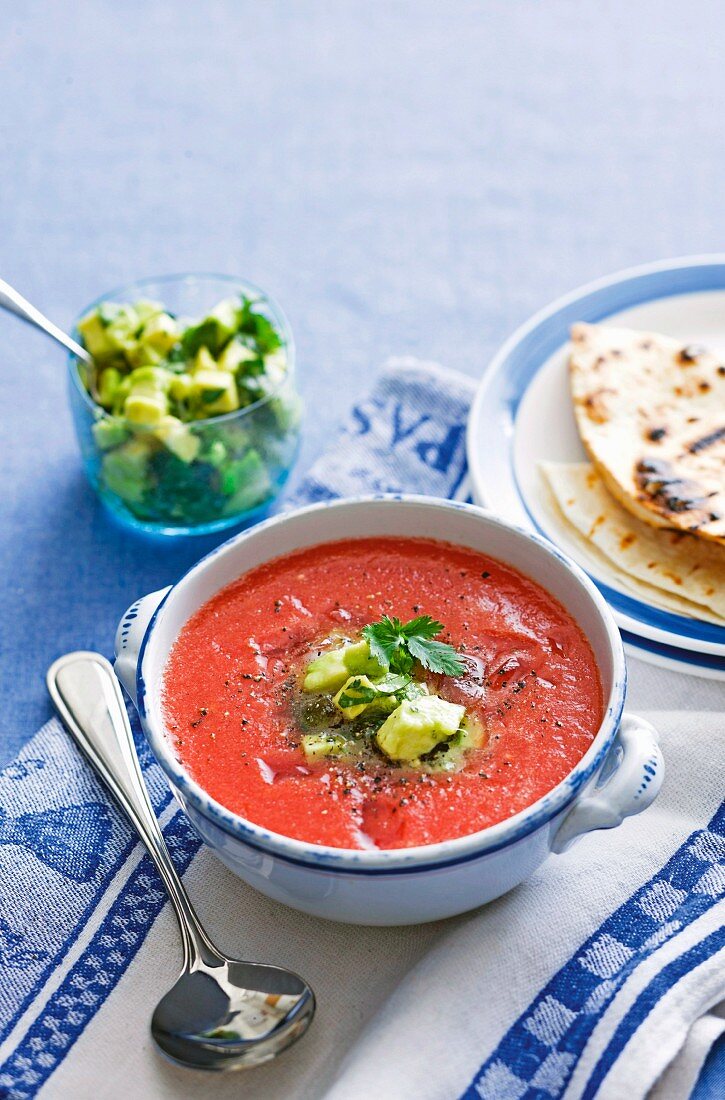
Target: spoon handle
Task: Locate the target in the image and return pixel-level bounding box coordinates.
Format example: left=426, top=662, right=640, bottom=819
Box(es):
left=47, top=651, right=215, bottom=968
left=0, top=277, right=91, bottom=363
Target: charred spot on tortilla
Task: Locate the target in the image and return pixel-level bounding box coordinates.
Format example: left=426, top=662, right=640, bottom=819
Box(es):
left=581, top=388, right=614, bottom=424
left=688, top=426, right=725, bottom=455
left=634, top=457, right=716, bottom=527
left=646, top=427, right=667, bottom=442
left=678, top=344, right=706, bottom=364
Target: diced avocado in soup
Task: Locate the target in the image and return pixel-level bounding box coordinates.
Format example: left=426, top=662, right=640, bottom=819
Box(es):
left=298, top=624, right=473, bottom=769
left=375, top=696, right=466, bottom=762
left=302, top=639, right=385, bottom=693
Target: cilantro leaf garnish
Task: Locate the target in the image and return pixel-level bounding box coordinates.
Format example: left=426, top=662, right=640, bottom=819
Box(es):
left=407, top=636, right=466, bottom=675
left=362, top=616, right=464, bottom=677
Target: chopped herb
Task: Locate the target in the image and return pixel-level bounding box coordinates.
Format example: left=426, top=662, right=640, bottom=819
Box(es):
left=362, top=615, right=465, bottom=676
left=199, top=386, right=227, bottom=405
left=337, top=681, right=378, bottom=710
left=336, top=672, right=410, bottom=711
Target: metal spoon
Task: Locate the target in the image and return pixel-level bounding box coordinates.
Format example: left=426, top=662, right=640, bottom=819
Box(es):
left=47, top=651, right=315, bottom=1071
left=0, top=277, right=91, bottom=363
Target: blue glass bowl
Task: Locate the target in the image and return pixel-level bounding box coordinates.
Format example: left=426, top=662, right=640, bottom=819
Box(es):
left=67, top=273, right=301, bottom=537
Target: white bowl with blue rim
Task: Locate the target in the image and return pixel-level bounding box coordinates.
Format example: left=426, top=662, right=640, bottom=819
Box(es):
left=467, top=255, right=725, bottom=681
left=114, top=495, right=662, bottom=925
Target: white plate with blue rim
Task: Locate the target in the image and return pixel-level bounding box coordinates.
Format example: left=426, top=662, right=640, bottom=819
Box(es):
left=467, top=255, right=725, bottom=681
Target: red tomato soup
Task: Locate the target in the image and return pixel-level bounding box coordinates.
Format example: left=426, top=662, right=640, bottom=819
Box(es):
left=162, top=538, right=603, bottom=849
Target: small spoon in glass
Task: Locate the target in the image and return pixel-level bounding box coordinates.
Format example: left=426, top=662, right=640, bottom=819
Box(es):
left=0, top=276, right=90, bottom=363
left=47, top=651, right=315, bottom=1071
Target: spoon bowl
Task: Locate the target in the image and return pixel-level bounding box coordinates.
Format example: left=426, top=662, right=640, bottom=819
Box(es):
left=47, top=651, right=315, bottom=1071
left=152, top=962, right=314, bottom=1071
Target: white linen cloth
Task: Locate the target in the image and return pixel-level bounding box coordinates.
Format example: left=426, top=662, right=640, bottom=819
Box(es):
left=0, top=360, right=722, bottom=1100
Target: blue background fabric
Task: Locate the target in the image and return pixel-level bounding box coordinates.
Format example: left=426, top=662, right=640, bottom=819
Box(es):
left=1, top=3, right=724, bottom=1095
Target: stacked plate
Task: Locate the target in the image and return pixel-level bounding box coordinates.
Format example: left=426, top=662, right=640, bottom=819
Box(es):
left=467, top=256, right=725, bottom=679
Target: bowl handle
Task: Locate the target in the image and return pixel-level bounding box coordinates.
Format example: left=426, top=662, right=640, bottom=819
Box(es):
left=551, top=713, right=663, bottom=854
left=114, top=587, right=171, bottom=707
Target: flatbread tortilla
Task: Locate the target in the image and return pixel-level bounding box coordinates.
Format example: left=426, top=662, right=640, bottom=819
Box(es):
left=540, top=461, right=725, bottom=626
left=569, top=323, right=725, bottom=545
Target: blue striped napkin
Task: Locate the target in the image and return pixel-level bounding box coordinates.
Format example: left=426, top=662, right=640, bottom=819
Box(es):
left=0, top=358, right=722, bottom=1100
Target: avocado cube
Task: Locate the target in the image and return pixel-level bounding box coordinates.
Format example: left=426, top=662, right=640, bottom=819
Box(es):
left=344, top=640, right=387, bottom=678
left=376, top=696, right=465, bottom=763
left=125, top=392, right=168, bottom=425
left=303, top=640, right=385, bottom=694
left=123, top=367, right=171, bottom=423
left=334, top=676, right=380, bottom=719
left=218, top=337, right=259, bottom=373
left=92, top=417, right=129, bottom=451
left=193, top=346, right=218, bottom=374
left=167, top=372, right=192, bottom=401
left=105, top=305, right=142, bottom=354
left=111, top=376, right=132, bottom=416
left=301, top=732, right=349, bottom=761
left=303, top=650, right=350, bottom=694
left=128, top=342, right=164, bottom=368
left=128, top=366, right=170, bottom=393
left=140, top=311, right=178, bottom=354
left=154, top=416, right=200, bottom=463
left=192, top=369, right=240, bottom=415
left=101, top=438, right=150, bottom=503
left=77, top=311, right=116, bottom=360
left=96, top=367, right=122, bottom=408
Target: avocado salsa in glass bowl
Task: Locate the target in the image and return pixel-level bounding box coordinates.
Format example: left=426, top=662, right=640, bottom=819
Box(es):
left=68, top=274, right=301, bottom=536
